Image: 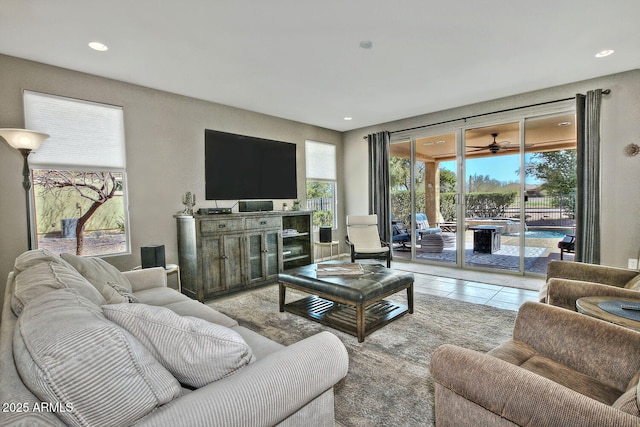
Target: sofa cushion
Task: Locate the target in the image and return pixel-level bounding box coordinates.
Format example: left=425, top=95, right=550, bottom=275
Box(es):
left=624, top=274, right=640, bottom=291
left=13, top=248, right=72, bottom=274
left=165, top=300, right=239, bottom=328
left=12, top=260, right=106, bottom=316
left=102, top=303, right=254, bottom=388
left=13, top=289, right=181, bottom=427
left=134, top=287, right=239, bottom=327
left=489, top=339, right=623, bottom=406
left=60, top=253, right=134, bottom=303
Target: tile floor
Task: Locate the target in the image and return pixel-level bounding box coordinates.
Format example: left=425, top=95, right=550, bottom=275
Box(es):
left=412, top=273, right=540, bottom=311
left=322, top=255, right=544, bottom=312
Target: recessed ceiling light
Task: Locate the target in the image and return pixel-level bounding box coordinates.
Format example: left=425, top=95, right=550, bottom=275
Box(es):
left=344, top=117, right=353, bottom=121
left=595, top=49, right=614, bottom=58
left=423, top=142, right=434, bottom=146
left=558, top=121, right=572, bottom=126
left=436, top=140, right=446, bottom=144
left=359, top=41, right=373, bottom=49
left=88, top=41, right=108, bottom=52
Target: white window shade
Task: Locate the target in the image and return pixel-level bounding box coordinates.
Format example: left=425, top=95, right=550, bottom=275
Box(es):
left=24, top=91, right=126, bottom=170
left=305, top=140, right=336, bottom=180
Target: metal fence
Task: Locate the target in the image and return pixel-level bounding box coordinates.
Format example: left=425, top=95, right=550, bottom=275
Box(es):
left=503, top=194, right=576, bottom=226
left=306, top=197, right=333, bottom=212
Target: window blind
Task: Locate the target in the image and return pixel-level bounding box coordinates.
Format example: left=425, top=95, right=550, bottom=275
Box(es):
left=305, top=140, right=336, bottom=180
left=24, top=90, right=126, bottom=170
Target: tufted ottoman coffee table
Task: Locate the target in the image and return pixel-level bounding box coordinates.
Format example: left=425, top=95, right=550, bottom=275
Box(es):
left=278, top=263, right=414, bottom=342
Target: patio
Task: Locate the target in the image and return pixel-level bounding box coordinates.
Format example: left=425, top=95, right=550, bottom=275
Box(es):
left=392, top=227, right=575, bottom=275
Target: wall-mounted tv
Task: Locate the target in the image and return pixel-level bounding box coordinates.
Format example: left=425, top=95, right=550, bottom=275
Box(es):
left=205, top=129, right=297, bottom=200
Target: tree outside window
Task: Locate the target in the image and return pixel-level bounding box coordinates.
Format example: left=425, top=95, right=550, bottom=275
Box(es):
left=34, top=170, right=126, bottom=255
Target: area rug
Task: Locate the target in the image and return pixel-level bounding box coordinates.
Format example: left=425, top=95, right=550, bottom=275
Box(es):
left=208, top=285, right=517, bottom=426
left=416, top=244, right=548, bottom=272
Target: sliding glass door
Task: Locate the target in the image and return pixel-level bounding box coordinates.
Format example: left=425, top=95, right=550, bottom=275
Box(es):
left=390, top=131, right=460, bottom=265
left=389, top=105, right=576, bottom=276
left=463, top=123, right=522, bottom=272
left=523, top=113, right=577, bottom=272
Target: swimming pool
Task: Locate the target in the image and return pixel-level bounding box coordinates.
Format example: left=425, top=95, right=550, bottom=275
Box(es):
left=505, top=229, right=574, bottom=239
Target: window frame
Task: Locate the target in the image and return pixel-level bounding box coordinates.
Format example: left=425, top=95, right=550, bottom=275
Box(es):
left=305, top=140, right=338, bottom=231
left=23, top=90, right=131, bottom=257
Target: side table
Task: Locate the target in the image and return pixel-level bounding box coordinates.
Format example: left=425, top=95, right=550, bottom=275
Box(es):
left=314, top=241, right=340, bottom=261
left=576, top=296, right=640, bottom=332
left=132, top=264, right=181, bottom=292
left=470, top=225, right=503, bottom=254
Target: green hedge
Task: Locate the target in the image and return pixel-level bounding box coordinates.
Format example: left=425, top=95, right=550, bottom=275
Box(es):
left=391, top=190, right=516, bottom=222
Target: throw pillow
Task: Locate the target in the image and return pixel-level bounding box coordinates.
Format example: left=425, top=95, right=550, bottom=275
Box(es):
left=12, top=260, right=106, bottom=316
left=108, top=281, right=139, bottom=303
left=102, top=303, right=254, bottom=387
left=13, top=289, right=181, bottom=427
left=61, top=253, right=134, bottom=303
left=13, top=248, right=72, bottom=274
left=624, top=274, right=640, bottom=291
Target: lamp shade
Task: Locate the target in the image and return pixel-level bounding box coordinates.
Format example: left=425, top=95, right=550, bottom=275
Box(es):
left=0, top=128, right=50, bottom=151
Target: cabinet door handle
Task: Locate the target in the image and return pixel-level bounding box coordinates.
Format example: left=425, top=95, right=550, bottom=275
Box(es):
left=262, top=249, right=269, bottom=253
left=218, top=224, right=226, bottom=228
left=221, top=255, right=228, bottom=259
left=260, top=221, right=267, bottom=225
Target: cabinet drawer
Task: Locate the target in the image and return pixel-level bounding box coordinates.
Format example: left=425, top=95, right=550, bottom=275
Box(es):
left=246, top=217, right=281, bottom=230
left=200, top=218, right=244, bottom=234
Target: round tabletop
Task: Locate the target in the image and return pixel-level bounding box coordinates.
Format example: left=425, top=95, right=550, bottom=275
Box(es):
left=576, top=296, right=640, bottom=332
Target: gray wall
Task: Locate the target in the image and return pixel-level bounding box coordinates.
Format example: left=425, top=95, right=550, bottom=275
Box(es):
left=344, top=69, right=640, bottom=269
left=0, top=54, right=344, bottom=299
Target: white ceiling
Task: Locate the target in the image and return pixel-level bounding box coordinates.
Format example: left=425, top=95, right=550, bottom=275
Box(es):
left=1, top=0, right=639, bottom=132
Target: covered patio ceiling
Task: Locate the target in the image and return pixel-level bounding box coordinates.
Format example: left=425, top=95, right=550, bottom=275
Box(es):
left=391, top=113, right=577, bottom=163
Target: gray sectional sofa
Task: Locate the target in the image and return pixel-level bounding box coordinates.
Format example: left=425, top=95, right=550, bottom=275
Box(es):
left=0, top=249, right=349, bottom=426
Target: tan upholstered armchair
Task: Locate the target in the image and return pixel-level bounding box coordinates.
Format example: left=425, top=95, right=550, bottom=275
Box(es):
left=431, top=301, right=640, bottom=426
left=345, top=214, right=391, bottom=268
left=540, top=260, right=640, bottom=310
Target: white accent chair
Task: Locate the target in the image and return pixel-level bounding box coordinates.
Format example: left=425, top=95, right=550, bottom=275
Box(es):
left=345, top=214, right=391, bottom=268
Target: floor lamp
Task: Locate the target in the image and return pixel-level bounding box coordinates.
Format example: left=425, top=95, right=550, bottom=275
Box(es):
left=0, top=129, right=50, bottom=250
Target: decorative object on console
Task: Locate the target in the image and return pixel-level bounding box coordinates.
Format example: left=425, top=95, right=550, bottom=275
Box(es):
left=180, top=191, right=196, bottom=215
left=0, top=128, right=50, bottom=249
left=292, top=200, right=301, bottom=211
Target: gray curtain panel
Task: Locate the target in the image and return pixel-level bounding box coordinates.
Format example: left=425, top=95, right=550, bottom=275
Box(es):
left=367, top=131, right=392, bottom=244
left=575, top=90, right=603, bottom=264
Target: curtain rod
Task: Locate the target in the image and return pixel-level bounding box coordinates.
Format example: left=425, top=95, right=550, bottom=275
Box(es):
left=362, top=89, right=610, bottom=139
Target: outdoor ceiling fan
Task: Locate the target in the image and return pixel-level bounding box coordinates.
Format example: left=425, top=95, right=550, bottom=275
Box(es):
left=467, top=133, right=524, bottom=154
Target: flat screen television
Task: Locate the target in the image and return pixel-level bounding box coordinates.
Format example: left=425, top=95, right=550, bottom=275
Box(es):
left=205, top=129, right=297, bottom=200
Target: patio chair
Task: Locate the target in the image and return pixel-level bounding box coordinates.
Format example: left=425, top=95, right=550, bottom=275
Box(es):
left=558, top=234, right=575, bottom=260
left=345, top=214, right=391, bottom=268
left=392, top=222, right=412, bottom=250
left=413, top=213, right=442, bottom=235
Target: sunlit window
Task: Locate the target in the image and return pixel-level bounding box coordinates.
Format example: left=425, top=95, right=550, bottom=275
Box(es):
left=24, top=91, right=130, bottom=256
